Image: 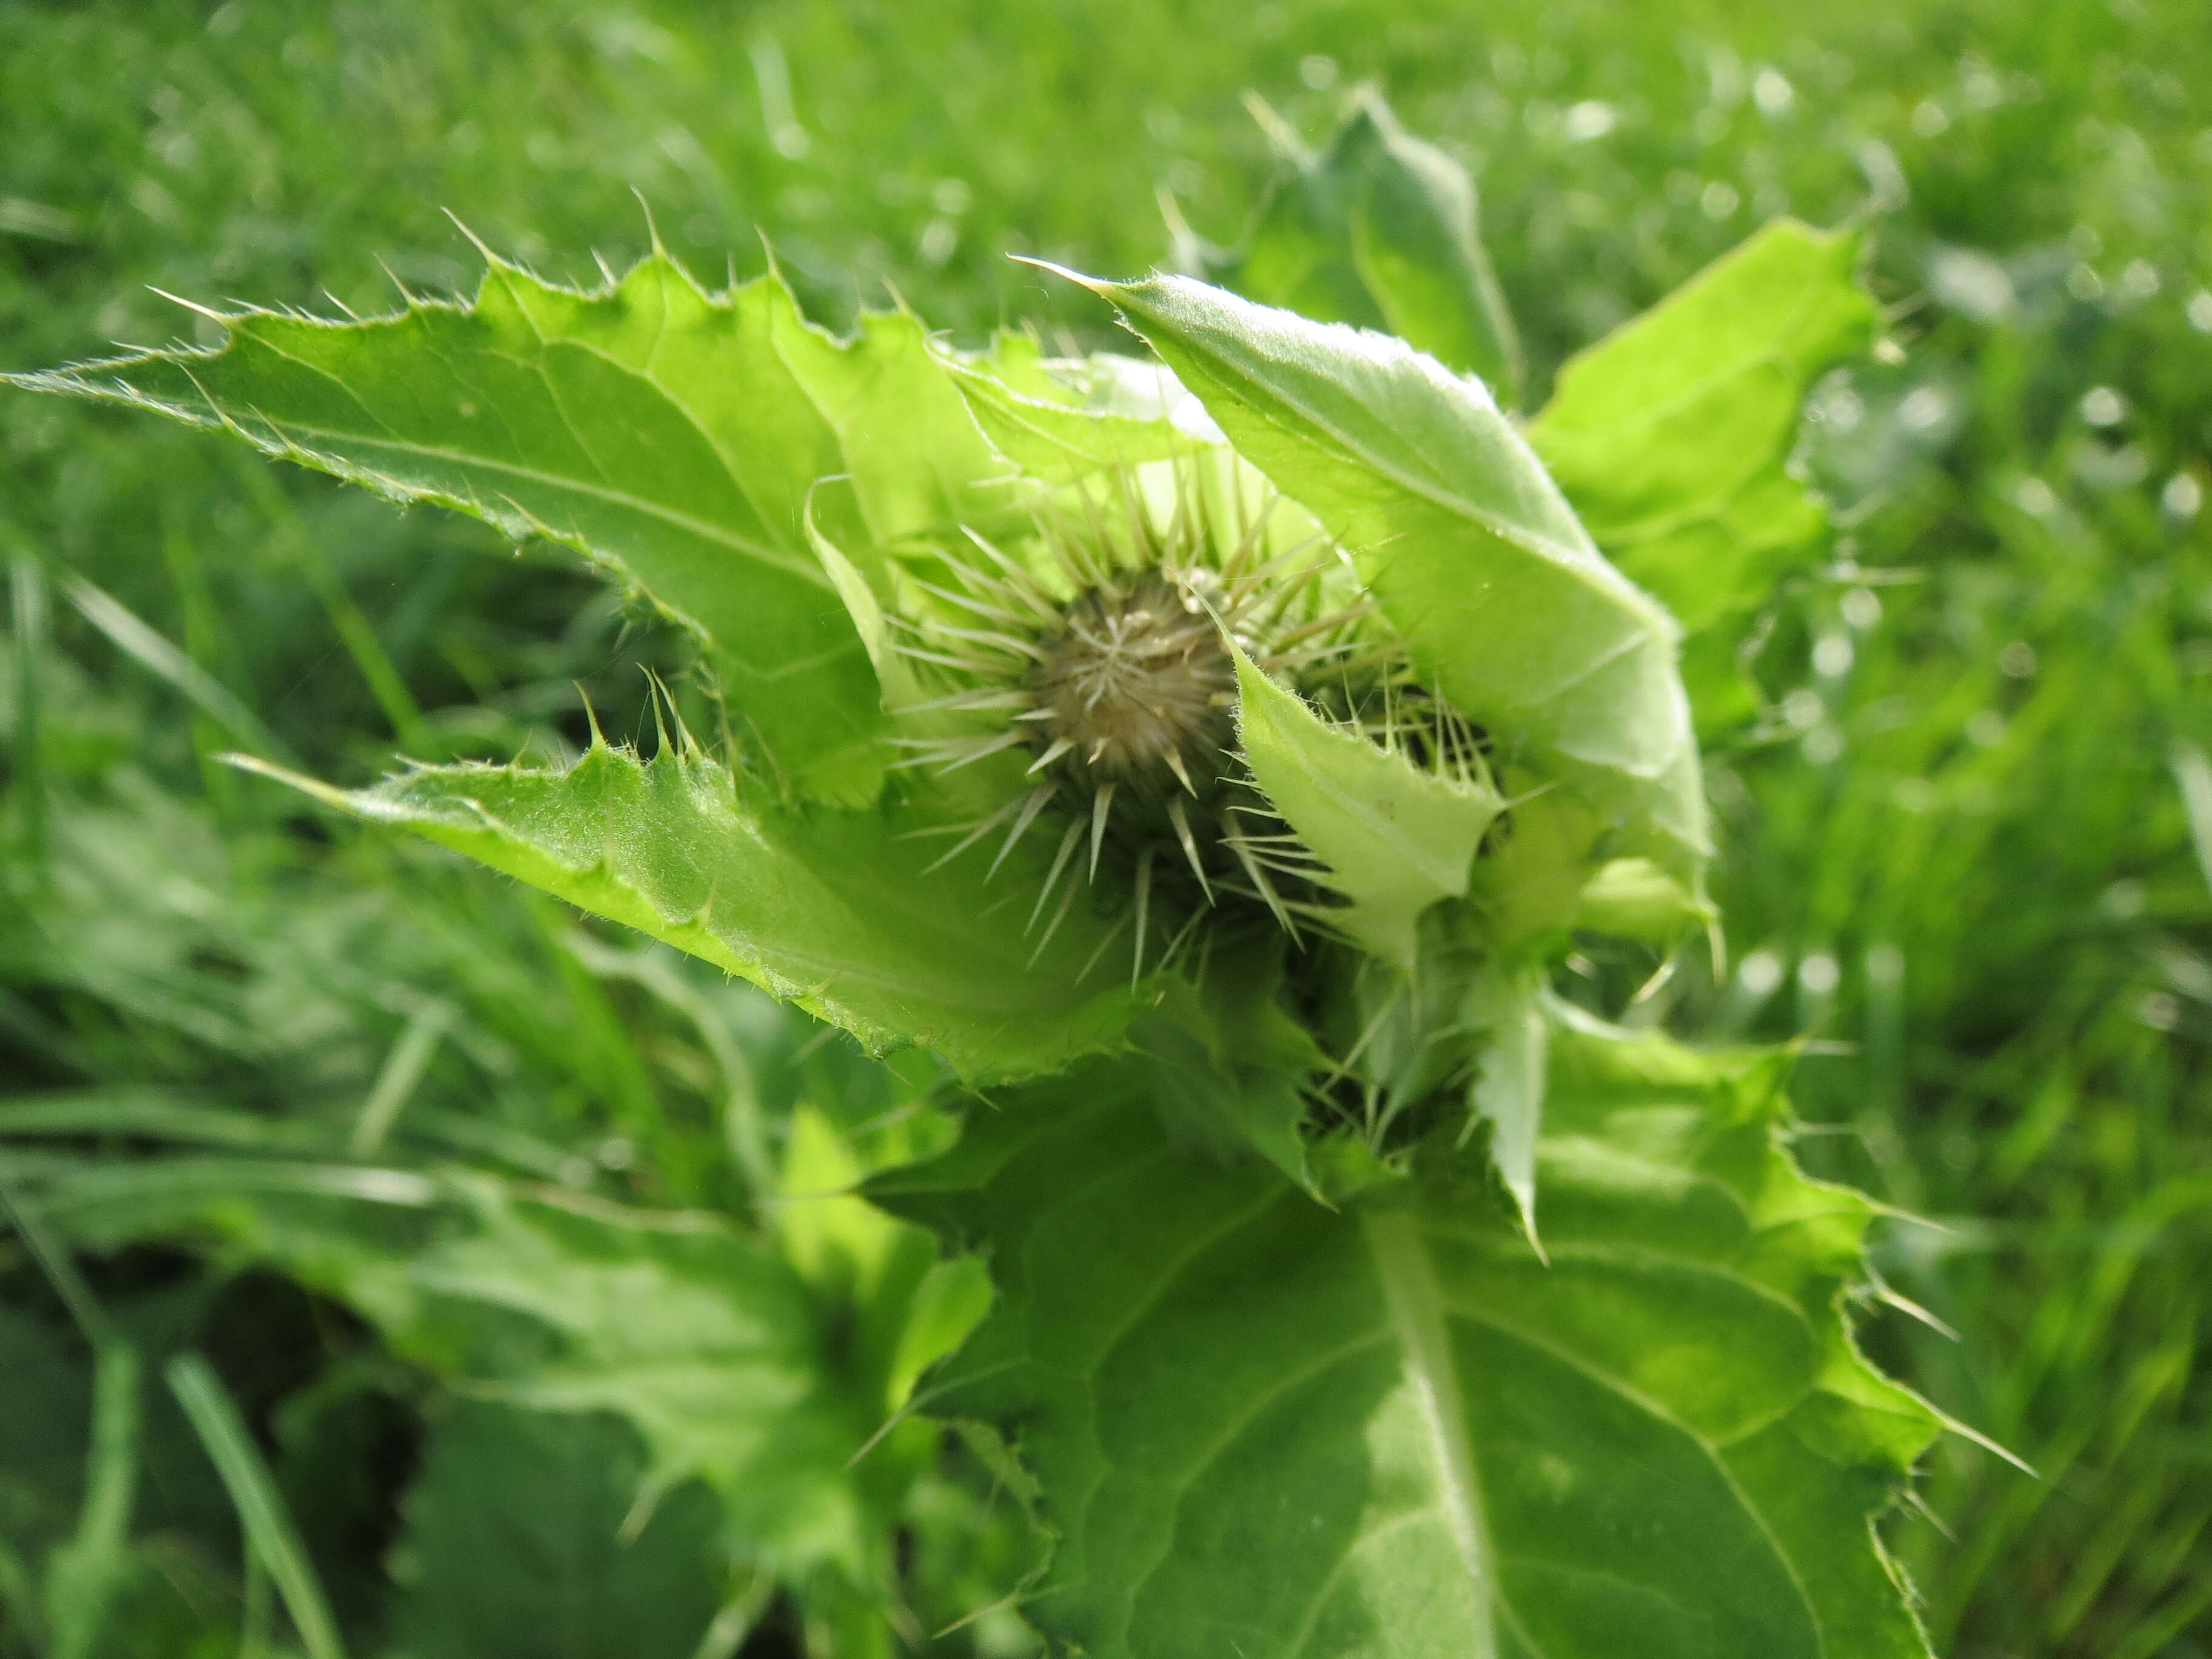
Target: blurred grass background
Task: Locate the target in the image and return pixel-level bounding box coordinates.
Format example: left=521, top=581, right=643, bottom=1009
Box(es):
left=1, top=0, right=2207, bottom=1655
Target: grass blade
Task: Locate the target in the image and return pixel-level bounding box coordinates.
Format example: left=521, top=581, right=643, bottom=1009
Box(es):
left=166, top=1351, right=350, bottom=1659
left=1, top=1180, right=141, bottom=1659
left=2171, top=743, right=2212, bottom=894
left=62, top=574, right=293, bottom=763
left=45, top=1342, right=142, bottom=1659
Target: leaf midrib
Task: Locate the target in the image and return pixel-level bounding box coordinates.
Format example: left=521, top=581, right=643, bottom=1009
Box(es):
left=1360, top=1206, right=1500, bottom=1659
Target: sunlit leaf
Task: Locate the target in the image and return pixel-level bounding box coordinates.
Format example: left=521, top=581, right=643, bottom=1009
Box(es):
left=939, top=355, right=1203, bottom=483
left=1232, top=646, right=1501, bottom=968
left=1066, top=269, right=1707, bottom=876
left=1575, top=856, right=1715, bottom=941
left=1530, top=221, right=1875, bottom=730
left=8, top=253, right=1027, bottom=803
left=874, top=1016, right=1938, bottom=1659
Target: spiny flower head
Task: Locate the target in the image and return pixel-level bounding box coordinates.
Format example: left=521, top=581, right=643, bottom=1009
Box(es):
left=890, top=455, right=1405, bottom=974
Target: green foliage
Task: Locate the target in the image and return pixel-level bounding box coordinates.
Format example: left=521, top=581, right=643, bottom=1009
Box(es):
left=244, top=744, right=1141, bottom=1084
left=873, top=1014, right=1938, bottom=1659
left=13, top=256, right=1019, bottom=805
left=1529, top=220, right=1878, bottom=730
left=4, top=1, right=2208, bottom=1655
left=1230, top=646, right=1501, bottom=970
left=2, top=78, right=1932, bottom=1654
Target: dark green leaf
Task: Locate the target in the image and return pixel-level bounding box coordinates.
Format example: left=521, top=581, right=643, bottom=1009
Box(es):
left=874, top=1016, right=1938, bottom=1659
left=386, top=1402, right=731, bottom=1659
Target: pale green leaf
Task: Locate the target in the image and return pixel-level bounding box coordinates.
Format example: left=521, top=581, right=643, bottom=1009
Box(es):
left=763, top=297, right=1023, bottom=548
left=940, top=354, right=1204, bottom=483
left=386, top=1402, right=731, bottom=1659
left=1232, top=646, right=1501, bottom=968
left=1219, top=88, right=1523, bottom=401
left=233, top=742, right=1143, bottom=1084
left=1067, top=269, right=1707, bottom=875
left=874, top=1019, right=1939, bottom=1659
left=1463, top=968, right=1547, bottom=1240
left=1575, top=856, right=1715, bottom=941
left=8, top=253, right=1025, bottom=803
left=1530, top=221, right=1875, bottom=728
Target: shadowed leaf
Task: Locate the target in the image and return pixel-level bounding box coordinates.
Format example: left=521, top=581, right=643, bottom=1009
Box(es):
left=874, top=1015, right=1938, bottom=1659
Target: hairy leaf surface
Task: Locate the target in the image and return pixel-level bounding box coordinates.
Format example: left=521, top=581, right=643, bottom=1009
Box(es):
left=1068, top=270, right=1706, bottom=874
left=1530, top=221, right=1874, bottom=728
left=8, top=254, right=1027, bottom=802
left=236, top=743, right=1144, bottom=1082
left=874, top=1014, right=1936, bottom=1659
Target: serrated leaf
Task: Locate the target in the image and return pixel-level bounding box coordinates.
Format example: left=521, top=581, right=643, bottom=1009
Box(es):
left=1464, top=968, right=1547, bottom=1241
left=1529, top=221, right=1875, bottom=730
left=235, top=742, right=1143, bottom=1083
left=764, top=299, right=1024, bottom=549
left=1067, top=270, right=1707, bottom=876
left=873, top=1019, right=1938, bottom=1659
left=386, top=1402, right=730, bottom=1659
left=8, top=253, right=1022, bottom=803
left=1221, top=89, right=1523, bottom=401
left=1232, top=646, right=1500, bottom=969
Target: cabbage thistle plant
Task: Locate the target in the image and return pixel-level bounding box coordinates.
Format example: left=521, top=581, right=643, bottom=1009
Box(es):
left=13, top=194, right=1952, bottom=1656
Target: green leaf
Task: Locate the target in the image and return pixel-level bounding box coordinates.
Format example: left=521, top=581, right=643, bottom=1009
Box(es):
left=1575, top=856, right=1715, bottom=942
left=386, top=1401, right=732, bottom=1659
left=66, top=1166, right=870, bottom=1575
left=1463, top=968, right=1547, bottom=1241
left=234, top=740, right=1143, bottom=1084
left=8, top=252, right=1022, bottom=803
left=1214, top=89, right=1523, bottom=402
left=939, top=354, right=1204, bottom=483
left=1065, top=269, right=1707, bottom=876
left=168, top=1352, right=349, bottom=1659
left=1232, top=646, right=1501, bottom=969
left=874, top=1017, right=1938, bottom=1659
left=1529, top=222, right=1875, bottom=729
